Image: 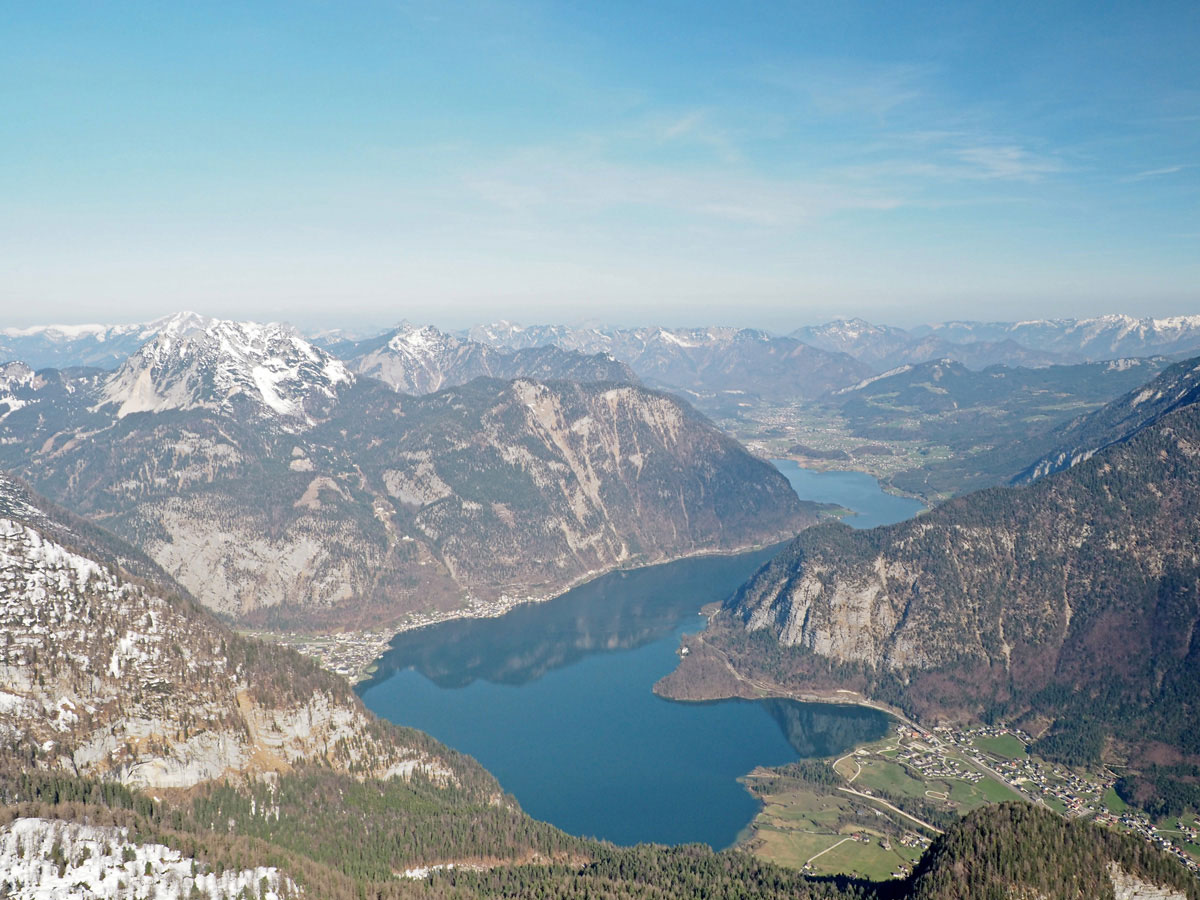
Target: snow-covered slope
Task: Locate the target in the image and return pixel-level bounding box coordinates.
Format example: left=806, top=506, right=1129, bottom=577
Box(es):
left=98, top=315, right=351, bottom=424
left=0, top=473, right=462, bottom=789
left=0, top=818, right=295, bottom=900
left=0, top=312, right=210, bottom=371
left=357, top=323, right=467, bottom=393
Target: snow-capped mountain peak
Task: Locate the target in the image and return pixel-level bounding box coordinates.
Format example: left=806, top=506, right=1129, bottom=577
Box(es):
left=98, top=316, right=352, bottom=423
left=386, top=322, right=462, bottom=359
left=142, top=309, right=213, bottom=339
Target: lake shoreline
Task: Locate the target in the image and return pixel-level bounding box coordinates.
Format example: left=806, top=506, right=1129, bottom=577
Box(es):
left=253, top=536, right=799, bottom=684
left=653, top=625, right=914, bottom=732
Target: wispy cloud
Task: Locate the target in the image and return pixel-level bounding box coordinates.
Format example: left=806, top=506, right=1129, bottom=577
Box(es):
left=651, top=110, right=743, bottom=163
left=835, top=137, right=1065, bottom=187
left=954, top=144, right=1064, bottom=181
left=1126, top=163, right=1193, bottom=181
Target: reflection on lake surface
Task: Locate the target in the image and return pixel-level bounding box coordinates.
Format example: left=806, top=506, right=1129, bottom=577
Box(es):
left=360, top=465, right=914, bottom=848
left=363, top=544, right=781, bottom=690
left=359, top=548, right=890, bottom=848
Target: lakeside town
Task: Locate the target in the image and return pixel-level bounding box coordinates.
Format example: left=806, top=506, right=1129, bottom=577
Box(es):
left=897, top=724, right=1200, bottom=877
left=244, top=591, right=563, bottom=682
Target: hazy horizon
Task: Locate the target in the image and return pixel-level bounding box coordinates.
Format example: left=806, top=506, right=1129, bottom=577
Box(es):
left=6, top=304, right=1200, bottom=340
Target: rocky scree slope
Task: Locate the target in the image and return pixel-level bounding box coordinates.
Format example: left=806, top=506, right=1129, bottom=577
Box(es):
left=0, top=318, right=814, bottom=628
left=668, top=395, right=1200, bottom=757
left=0, top=472, right=485, bottom=791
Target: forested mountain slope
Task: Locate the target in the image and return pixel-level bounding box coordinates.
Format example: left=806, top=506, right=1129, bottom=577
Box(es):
left=1016, top=355, right=1200, bottom=483
left=666, top=392, right=1200, bottom=780
left=0, top=472, right=480, bottom=791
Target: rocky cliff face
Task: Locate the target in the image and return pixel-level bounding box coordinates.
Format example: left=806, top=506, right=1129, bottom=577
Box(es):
left=704, top=393, right=1200, bottom=741
left=0, top=474, right=473, bottom=790
left=0, top=321, right=814, bottom=628
left=321, top=378, right=815, bottom=617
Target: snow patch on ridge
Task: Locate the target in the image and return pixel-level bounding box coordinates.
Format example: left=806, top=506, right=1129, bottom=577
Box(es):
left=98, top=316, right=351, bottom=424
left=0, top=817, right=297, bottom=899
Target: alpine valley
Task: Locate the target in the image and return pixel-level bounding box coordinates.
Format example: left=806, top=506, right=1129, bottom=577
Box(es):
left=1, top=312, right=1199, bottom=899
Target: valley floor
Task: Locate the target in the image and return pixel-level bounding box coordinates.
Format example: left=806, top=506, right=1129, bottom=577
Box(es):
left=742, top=722, right=1200, bottom=880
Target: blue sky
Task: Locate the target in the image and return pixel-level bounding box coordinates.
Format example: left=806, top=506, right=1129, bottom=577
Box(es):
left=2, top=0, right=1197, bottom=330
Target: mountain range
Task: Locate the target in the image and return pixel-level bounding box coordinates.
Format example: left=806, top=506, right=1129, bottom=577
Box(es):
left=800, top=314, right=1200, bottom=369
left=915, top=314, right=1200, bottom=360
left=467, top=323, right=875, bottom=403
left=0, top=315, right=813, bottom=630
left=7, top=313, right=1200, bottom=409
left=322, top=322, right=637, bottom=395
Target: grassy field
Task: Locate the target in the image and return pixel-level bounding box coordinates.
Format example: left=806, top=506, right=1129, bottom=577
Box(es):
left=813, top=838, right=919, bottom=881
left=752, top=824, right=843, bottom=868
left=1181, top=842, right=1200, bottom=865
left=854, top=759, right=933, bottom=800
left=745, top=781, right=922, bottom=881
left=1103, top=786, right=1129, bottom=815
left=1043, top=796, right=1068, bottom=814
left=972, top=734, right=1027, bottom=760
left=969, top=776, right=1023, bottom=804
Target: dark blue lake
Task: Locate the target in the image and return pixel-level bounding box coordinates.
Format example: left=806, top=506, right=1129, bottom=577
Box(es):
left=359, top=465, right=912, bottom=848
